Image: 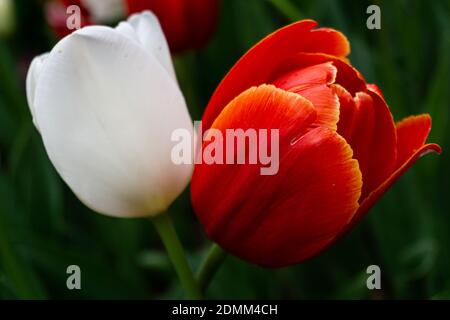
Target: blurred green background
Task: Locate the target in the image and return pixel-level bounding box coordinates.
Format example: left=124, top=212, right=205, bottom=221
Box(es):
left=0, top=0, right=449, bottom=299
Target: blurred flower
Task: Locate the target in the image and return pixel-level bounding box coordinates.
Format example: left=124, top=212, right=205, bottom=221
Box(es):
left=0, top=0, right=15, bottom=38
left=45, top=0, right=219, bottom=53
left=125, top=0, right=220, bottom=53
left=59, top=0, right=125, bottom=23
left=191, top=20, right=442, bottom=267
left=26, top=12, right=193, bottom=218
left=45, top=1, right=91, bottom=38
left=75, top=0, right=125, bottom=22
left=46, top=0, right=125, bottom=38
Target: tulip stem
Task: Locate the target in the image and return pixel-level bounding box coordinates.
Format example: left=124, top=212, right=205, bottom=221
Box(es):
left=151, top=213, right=202, bottom=300
left=196, top=243, right=227, bottom=293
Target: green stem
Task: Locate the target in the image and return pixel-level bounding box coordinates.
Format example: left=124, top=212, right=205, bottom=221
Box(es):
left=151, top=213, right=202, bottom=300
left=196, top=243, right=227, bottom=293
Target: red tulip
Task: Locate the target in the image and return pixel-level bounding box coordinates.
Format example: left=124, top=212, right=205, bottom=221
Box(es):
left=125, top=0, right=220, bottom=53
left=191, top=20, right=442, bottom=268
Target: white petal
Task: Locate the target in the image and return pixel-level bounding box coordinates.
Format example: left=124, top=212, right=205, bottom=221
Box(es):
left=115, top=21, right=139, bottom=42
left=117, top=11, right=176, bottom=80
left=26, top=52, right=49, bottom=131
left=34, top=26, right=193, bottom=217
left=80, top=0, right=125, bottom=23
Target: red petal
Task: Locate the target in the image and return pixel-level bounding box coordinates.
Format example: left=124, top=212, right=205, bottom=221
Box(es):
left=367, top=83, right=384, bottom=98
left=272, top=62, right=337, bottom=89
left=396, top=114, right=433, bottom=168
left=202, top=20, right=350, bottom=130
left=341, top=143, right=441, bottom=234
left=335, top=88, right=397, bottom=200
left=210, top=85, right=317, bottom=134
left=272, top=53, right=367, bottom=96
left=272, top=62, right=340, bottom=130
left=331, top=84, right=355, bottom=139
left=192, top=85, right=362, bottom=267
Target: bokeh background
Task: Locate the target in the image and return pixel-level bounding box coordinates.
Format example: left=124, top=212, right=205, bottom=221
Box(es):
left=0, top=0, right=449, bottom=299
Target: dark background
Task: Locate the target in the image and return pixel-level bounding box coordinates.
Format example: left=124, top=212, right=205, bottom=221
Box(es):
left=0, top=0, right=449, bottom=299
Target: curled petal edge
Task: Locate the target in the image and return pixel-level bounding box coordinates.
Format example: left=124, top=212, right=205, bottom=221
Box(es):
left=341, top=142, right=442, bottom=234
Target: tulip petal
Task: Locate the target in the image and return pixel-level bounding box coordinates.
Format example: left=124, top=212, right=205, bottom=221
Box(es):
left=115, top=11, right=176, bottom=80
left=33, top=26, right=193, bottom=217
left=26, top=53, right=49, bottom=131
left=192, top=85, right=362, bottom=267
left=396, top=114, right=433, bottom=167
left=342, top=142, right=441, bottom=233
left=202, top=20, right=350, bottom=129
left=367, top=83, right=384, bottom=98
left=274, top=53, right=367, bottom=95
left=209, top=84, right=317, bottom=134
left=272, top=62, right=339, bottom=130
left=335, top=88, right=397, bottom=200
left=331, top=84, right=354, bottom=139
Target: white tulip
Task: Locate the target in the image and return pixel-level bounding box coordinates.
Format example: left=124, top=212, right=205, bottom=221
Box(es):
left=26, top=11, right=193, bottom=218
